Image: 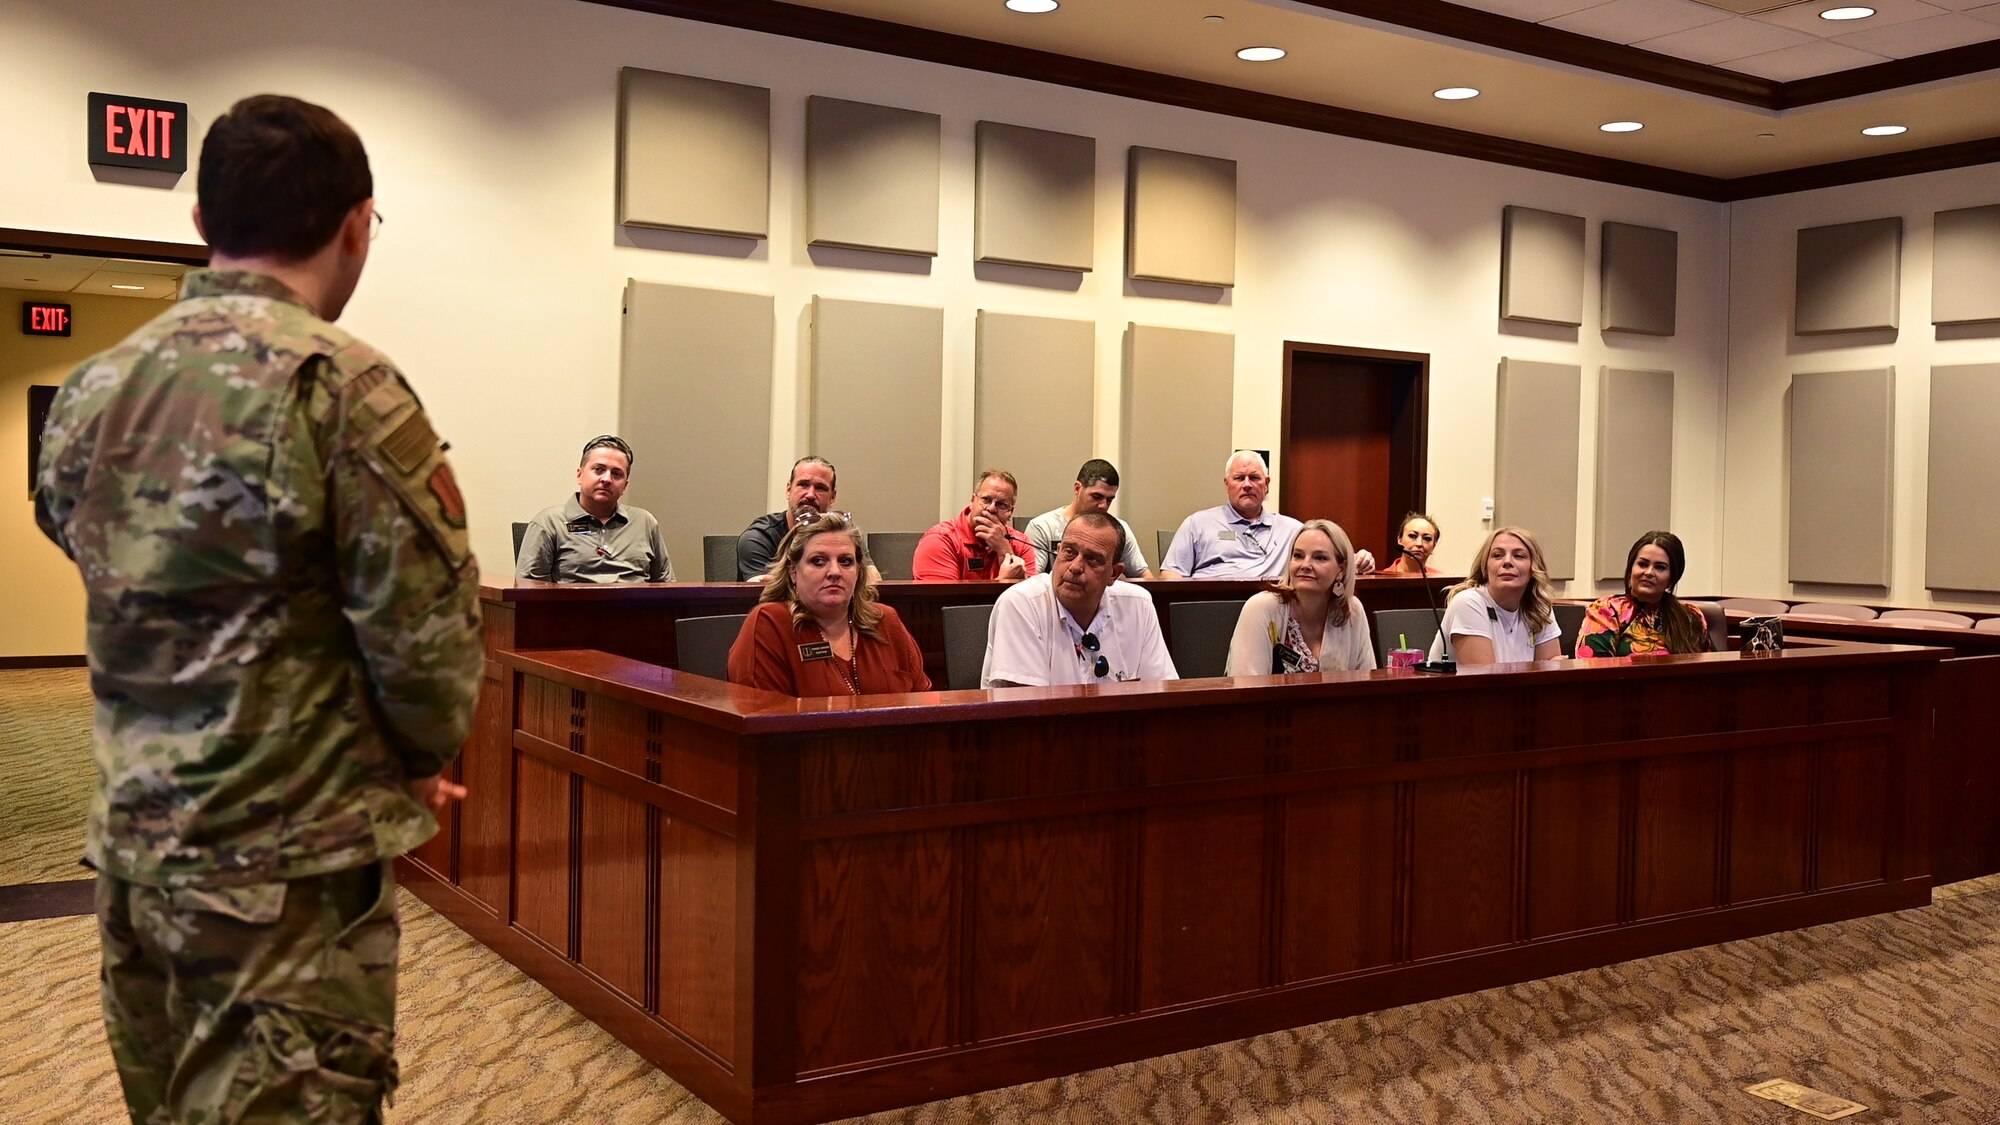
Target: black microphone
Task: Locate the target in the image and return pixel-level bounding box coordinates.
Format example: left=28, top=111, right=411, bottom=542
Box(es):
left=1417, top=574, right=1457, bottom=674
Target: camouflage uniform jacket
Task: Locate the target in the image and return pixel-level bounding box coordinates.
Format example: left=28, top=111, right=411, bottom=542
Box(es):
left=35, top=269, right=483, bottom=889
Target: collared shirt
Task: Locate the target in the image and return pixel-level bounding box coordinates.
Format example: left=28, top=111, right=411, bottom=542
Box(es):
left=736, top=511, right=790, bottom=581
left=981, top=573, right=1177, bottom=687
left=517, top=495, right=672, bottom=583
left=1025, top=507, right=1151, bottom=577
left=1161, top=505, right=1303, bottom=580
left=912, top=507, right=1040, bottom=581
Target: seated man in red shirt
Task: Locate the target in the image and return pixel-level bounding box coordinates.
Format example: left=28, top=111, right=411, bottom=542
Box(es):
left=912, top=469, right=1039, bottom=581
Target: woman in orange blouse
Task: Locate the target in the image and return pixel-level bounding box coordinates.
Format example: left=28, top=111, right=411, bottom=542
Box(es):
left=1575, top=530, right=1711, bottom=658
left=727, top=514, right=931, bottom=696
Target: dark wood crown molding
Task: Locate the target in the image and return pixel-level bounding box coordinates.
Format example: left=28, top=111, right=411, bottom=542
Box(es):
left=1715, top=134, right=2000, bottom=200
left=0, top=227, right=209, bottom=266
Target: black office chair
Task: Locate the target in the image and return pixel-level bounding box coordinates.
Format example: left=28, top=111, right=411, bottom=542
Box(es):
left=511, top=521, right=528, bottom=562
left=1554, top=603, right=1588, bottom=657
left=703, top=535, right=739, bottom=582
left=1373, top=608, right=1441, bottom=667
left=868, top=532, right=924, bottom=581
left=1688, top=600, right=1728, bottom=652
left=1155, top=530, right=1174, bottom=569
left=1168, top=599, right=1248, bottom=680
left=941, top=603, right=995, bottom=690
left=675, top=614, right=747, bottom=681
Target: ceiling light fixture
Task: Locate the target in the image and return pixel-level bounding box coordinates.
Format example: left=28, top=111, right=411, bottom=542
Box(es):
left=1237, top=46, right=1286, bottom=61
left=1433, top=87, right=1480, bottom=100
left=1600, top=121, right=1644, bottom=133
left=1004, top=0, right=1057, bottom=12
left=1203, top=14, right=1224, bottom=21
left=111, top=283, right=147, bottom=290
left=1819, top=6, right=1874, bottom=20
left=1861, top=124, right=1907, bottom=136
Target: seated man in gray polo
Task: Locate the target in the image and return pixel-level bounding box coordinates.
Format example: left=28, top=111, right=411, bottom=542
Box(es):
left=1159, top=450, right=1373, bottom=580
left=1025, top=458, right=1151, bottom=579
left=517, top=434, right=674, bottom=583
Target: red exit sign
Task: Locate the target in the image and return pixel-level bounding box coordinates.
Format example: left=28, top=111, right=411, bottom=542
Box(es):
left=88, top=92, right=188, bottom=174
left=23, top=302, right=72, bottom=337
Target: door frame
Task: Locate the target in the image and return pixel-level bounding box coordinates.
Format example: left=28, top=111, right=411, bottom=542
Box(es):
left=1279, top=341, right=1431, bottom=544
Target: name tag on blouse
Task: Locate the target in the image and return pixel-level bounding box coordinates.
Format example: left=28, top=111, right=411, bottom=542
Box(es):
left=1218, top=530, right=1238, bottom=541
left=798, top=641, right=833, bottom=662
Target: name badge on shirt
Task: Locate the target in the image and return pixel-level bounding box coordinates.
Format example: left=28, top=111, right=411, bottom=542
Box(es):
left=1218, top=530, right=1238, bottom=541
left=798, top=641, right=833, bottom=662
left=1487, top=606, right=1499, bottom=621
left=967, top=555, right=987, bottom=572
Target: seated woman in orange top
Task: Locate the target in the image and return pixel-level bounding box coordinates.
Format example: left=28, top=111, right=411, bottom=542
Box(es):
left=727, top=514, right=931, bottom=696
left=1380, top=512, right=1443, bottom=576
left=1574, top=530, right=1712, bottom=658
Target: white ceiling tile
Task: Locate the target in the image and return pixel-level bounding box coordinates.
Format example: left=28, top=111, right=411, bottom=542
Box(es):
left=1724, top=36, right=1892, bottom=75
left=1633, top=17, right=1817, bottom=60
left=1967, top=2, right=2000, bottom=22
left=1833, top=9, right=2000, bottom=49
left=1749, top=0, right=1946, bottom=36
left=1443, top=0, right=1608, bottom=19
left=103, top=258, right=190, bottom=278
left=1920, top=0, right=1995, bottom=10
left=0, top=258, right=97, bottom=292
left=74, top=270, right=181, bottom=299
left=1544, top=0, right=1734, bottom=40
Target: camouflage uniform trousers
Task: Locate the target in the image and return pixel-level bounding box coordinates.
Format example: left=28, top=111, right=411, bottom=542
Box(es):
left=96, top=860, right=402, bottom=1124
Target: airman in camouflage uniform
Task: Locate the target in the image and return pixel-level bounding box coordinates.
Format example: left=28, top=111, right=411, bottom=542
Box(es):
left=34, top=95, right=481, bottom=1124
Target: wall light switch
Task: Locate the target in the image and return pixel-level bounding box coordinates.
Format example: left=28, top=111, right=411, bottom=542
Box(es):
left=1482, top=497, right=1495, bottom=522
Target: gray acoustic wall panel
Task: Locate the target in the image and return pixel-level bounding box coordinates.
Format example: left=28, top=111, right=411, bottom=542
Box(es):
left=1796, top=218, right=1901, bottom=334
left=975, top=313, right=1096, bottom=516
left=1789, top=368, right=1894, bottom=586
left=1933, top=205, right=2000, bottom=326
left=1121, top=325, right=1234, bottom=556
left=805, top=96, right=940, bottom=256
left=975, top=122, right=1095, bottom=272
left=1601, top=222, right=1678, bottom=336
left=616, top=68, right=769, bottom=239
left=1495, top=358, right=1582, bottom=580
left=1594, top=368, right=1675, bottom=580
left=1926, top=364, right=2000, bottom=591
left=810, top=297, right=944, bottom=535
left=1126, top=147, right=1236, bottom=287
left=1500, top=206, right=1585, bottom=327
left=620, top=281, right=774, bottom=576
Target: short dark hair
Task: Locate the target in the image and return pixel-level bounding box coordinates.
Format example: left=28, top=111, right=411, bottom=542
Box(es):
left=198, top=95, right=373, bottom=262
left=1076, top=459, right=1120, bottom=489
left=791, top=455, right=836, bottom=489
left=1065, top=510, right=1126, bottom=563
left=579, top=435, right=634, bottom=468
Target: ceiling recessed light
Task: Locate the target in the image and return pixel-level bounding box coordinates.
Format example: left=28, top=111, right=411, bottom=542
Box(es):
left=1433, top=87, right=1480, bottom=100
left=1861, top=124, right=1907, bottom=136
left=1203, top=14, right=1224, bottom=21
left=1819, top=6, right=1874, bottom=20
left=110, top=283, right=146, bottom=290
left=1757, top=132, right=1776, bottom=139
left=1236, top=46, right=1286, bottom=61
left=1600, top=121, right=1644, bottom=133
left=1004, top=0, right=1057, bottom=12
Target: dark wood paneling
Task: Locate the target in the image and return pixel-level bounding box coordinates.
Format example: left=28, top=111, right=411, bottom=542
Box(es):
left=1525, top=763, right=1623, bottom=939
left=1632, top=754, right=1724, bottom=919
left=515, top=752, right=573, bottom=950
left=971, top=816, right=1122, bottom=1038
left=1281, top=345, right=1429, bottom=556
left=1937, top=656, right=2000, bottom=884
left=460, top=609, right=516, bottom=913
left=0, top=226, right=208, bottom=265
left=1728, top=746, right=1812, bottom=902
left=1139, top=801, right=1268, bottom=1008
left=1815, top=739, right=1890, bottom=890
left=1409, top=774, right=1517, bottom=958
left=662, top=817, right=737, bottom=1061
left=579, top=778, right=650, bottom=1004
left=1281, top=785, right=1398, bottom=980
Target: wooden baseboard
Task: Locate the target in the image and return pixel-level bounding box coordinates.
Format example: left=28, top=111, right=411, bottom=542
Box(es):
left=0, top=655, right=86, bottom=669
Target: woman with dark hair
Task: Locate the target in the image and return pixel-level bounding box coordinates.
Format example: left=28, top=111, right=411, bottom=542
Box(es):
left=1575, top=531, right=1712, bottom=658
left=727, top=514, right=930, bottom=695
left=1381, top=512, right=1443, bottom=577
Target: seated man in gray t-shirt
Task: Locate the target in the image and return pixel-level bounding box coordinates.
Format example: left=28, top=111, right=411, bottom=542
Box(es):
left=1024, top=459, right=1150, bottom=578
left=516, top=435, right=673, bottom=583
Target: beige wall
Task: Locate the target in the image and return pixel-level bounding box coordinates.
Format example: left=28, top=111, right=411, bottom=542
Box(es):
left=0, top=287, right=166, bottom=656
left=3, top=0, right=1732, bottom=606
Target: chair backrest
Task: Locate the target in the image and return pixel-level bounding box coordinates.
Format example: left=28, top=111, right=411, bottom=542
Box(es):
left=867, top=532, right=925, bottom=581
left=1373, top=608, right=1440, bottom=667
left=675, top=614, right=747, bottom=681
left=512, top=521, right=528, bottom=562
left=1553, top=603, right=1587, bottom=657
left=1789, top=602, right=1877, bottom=620
left=1156, top=530, right=1174, bottom=569
left=1012, top=515, right=1029, bottom=531
left=1720, top=597, right=1790, bottom=616
left=702, top=535, right=739, bottom=582
left=1168, top=599, right=1248, bottom=680
left=1878, top=608, right=1974, bottom=628
left=1687, top=600, right=1728, bottom=652
left=941, top=603, right=995, bottom=691
left=1976, top=617, right=2000, bottom=632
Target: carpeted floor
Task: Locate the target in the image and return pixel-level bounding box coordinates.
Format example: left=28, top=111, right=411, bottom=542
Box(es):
left=4, top=668, right=1998, bottom=1123
left=0, top=667, right=95, bottom=886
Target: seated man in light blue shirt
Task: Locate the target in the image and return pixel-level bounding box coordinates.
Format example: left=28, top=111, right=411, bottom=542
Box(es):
left=1159, top=450, right=1373, bottom=580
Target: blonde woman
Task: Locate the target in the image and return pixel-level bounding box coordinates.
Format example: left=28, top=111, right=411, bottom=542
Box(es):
left=1224, top=519, right=1375, bottom=675
left=1427, top=526, right=1561, bottom=667
left=727, top=514, right=929, bottom=695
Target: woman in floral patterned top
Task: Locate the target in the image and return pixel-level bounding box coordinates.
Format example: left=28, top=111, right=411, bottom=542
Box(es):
left=1576, top=531, right=1712, bottom=658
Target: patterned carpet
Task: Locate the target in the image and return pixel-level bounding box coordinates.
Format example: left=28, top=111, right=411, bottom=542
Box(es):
left=0, top=668, right=94, bottom=886
left=4, top=668, right=1999, bottom=1123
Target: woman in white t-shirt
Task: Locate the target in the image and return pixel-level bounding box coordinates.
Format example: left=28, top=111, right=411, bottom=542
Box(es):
left=1224, top=519, right=1375, bottom=676
left=1428, top=526, right=1562, bottom=667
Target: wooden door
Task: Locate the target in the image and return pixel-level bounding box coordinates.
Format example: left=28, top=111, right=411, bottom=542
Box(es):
left=1279, top=343, right=1428, bottom=558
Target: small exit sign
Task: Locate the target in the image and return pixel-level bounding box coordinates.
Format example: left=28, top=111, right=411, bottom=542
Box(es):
left=23, top=302, right=72, bottom=337
left=89, top=92, right=188, bottom=174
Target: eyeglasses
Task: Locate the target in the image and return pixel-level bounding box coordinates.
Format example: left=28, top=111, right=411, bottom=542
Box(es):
left=1240, top=529, right=1266, bottom=557
left=368, top=208, right=385, bottom=242
left=975, top=494, right=1015, bottom=514
left=1076, top=632, right=1109, bottom=678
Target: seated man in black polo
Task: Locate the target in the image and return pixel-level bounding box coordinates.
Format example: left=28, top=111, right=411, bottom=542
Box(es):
left=736, top=455, right=838, bottom=582
left=516, top=435, right=673, bottom=582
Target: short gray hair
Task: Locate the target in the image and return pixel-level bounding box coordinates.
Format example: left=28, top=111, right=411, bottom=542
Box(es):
left=1224, top=449, right=1269, bottom=476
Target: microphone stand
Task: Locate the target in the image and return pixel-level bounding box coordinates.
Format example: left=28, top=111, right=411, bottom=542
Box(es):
left=1417, top=574, right=1457, bottom=674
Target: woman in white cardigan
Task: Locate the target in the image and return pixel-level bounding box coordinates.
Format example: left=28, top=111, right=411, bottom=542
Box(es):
left=1224, top=518, right=1376, bottom=676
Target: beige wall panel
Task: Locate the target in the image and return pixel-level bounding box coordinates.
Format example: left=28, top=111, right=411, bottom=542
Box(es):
left=619, top=282, right=774, bottom=576
left=805, top=96, right=940, bottom=257
left=1126, top=147, right=1236, bottom=287
left=811, top=298, right=944, bottom=535
left=975, top=312, right=1096, bottom=516
left=975, top=122, right=1095, bottom=272
left=1795, top=218, right=1901, bottom=334
left=1601, top=222, right=1678, bottom=336
left=1121, top=325, right=1234, bottom=551
left=1495, top=358, right=1582, bottom=580
left=1789, top=368, right=1893, bottom=586
left=1594, top=368, right=1675, bottom=579
left=1926, top=364, right=2000, bottom=591
left=616, top=68, right=769, bottom=239
left=1933, top=205, right=2000, bottom=326
left=1500, top=206, right=1585, bottom=327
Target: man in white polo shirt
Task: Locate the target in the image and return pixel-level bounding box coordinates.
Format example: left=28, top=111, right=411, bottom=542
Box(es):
left=1159, top=449, right=1374, bottom=580
left=982, top=512, right=1177, bottom=688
